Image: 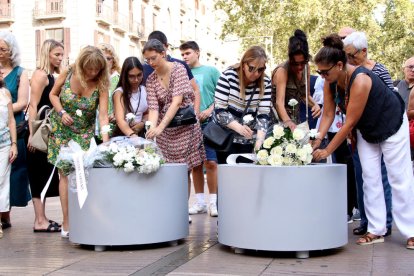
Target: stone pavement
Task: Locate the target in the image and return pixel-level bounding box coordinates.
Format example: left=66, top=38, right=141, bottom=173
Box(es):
left=0, top=196, right=413, bottom=276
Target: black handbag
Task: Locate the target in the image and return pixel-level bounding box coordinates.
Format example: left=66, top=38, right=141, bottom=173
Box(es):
left=16, top=105, right=29, bottom=139
left=203, top=86, right=257, bottom=152
left=168, top=105, right=197, bottom=128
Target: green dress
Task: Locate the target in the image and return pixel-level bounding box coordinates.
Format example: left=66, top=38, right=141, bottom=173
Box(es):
left=4, top=66, right=31, bottom=207
left=48, top=73, right=99, bottom=175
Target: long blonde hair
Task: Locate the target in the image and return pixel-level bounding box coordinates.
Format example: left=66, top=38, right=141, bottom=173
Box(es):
left=38, top=39, right=64, bottom=74
left=74, top=45, right=109, bottom=93
left=232, top=46, right=268, bottom=100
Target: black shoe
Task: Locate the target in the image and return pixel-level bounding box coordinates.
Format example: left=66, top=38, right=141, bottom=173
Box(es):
left=384, top=228, right=392, bottom=237
left=353, top=225, right=367, bottom=235
left=0, top=219, right=11, bottom=229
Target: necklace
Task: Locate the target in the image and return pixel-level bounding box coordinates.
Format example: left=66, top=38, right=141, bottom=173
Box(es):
left=130, top=86, right=141, bottom=115
left=334, top=71, right=349, bottom=114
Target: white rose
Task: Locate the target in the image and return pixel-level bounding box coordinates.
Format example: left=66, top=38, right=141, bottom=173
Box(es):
left=270, top=146, right=283, bottom=156
left=272, top=125, right=285, bottom=139
left=75, top=109, right=82, bottom=117
left=288, top=99, right=298, bottom=107
left=243, top=114, right=254, bottom=125
left=293, top=128, right=305, bottom=141
left=109, top=142, right=119, bottom=153
left=123, top=162, right=135, bottom=173
left=285, top=143, right=297, bottom=154
left=283, top=156, right=293, bottom=165
left=305, top=154, right=313, bottom=164
left=267, top=154, right=283, bottom=166
left=256, top=150, right=269, bottom=165
left=263, top=137, right=275, bottom=149
left=303, top=143, right=313, bottom=154
left=101, top=124, right=111, bottom=135
left=145, top=121, right=152, bottom=131
left=309, top=128, right=319, bottom=139
left=296, top=148, right=308, bottom=162
left=125, top=113, right=136, bottom=123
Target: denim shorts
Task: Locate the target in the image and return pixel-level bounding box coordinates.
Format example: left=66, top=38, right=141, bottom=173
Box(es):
left=201, top=122, right=218, bottom=162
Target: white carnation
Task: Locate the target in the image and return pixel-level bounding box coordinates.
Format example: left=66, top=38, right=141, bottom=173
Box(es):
left=309, top=128, right=319, bottom=139
left=243, top=114, right=254, bottom=125
left=123, top=162, right=135, bottom=173
left=288, top=99, right=298, bottom=107
left=126, top=113, right=136, bottom=123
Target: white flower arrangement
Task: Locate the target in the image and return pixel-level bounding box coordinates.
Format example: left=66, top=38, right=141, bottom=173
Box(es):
left=126, top=113, right=136, bottom=124
left=242, top=114, right=254, bottom=125
left=256, top=124, right=313, bottom=166
left=76, top=109, right=83, bottom=117
left=101, top=142, right=164, bottom=174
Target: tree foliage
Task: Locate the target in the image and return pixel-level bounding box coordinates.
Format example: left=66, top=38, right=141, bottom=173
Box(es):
left=215, top=0, right=414, bottom=79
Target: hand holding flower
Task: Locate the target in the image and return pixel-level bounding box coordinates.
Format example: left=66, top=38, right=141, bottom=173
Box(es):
left=312, top=148, right=329, bottom=161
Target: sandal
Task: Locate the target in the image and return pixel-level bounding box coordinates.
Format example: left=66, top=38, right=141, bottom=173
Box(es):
left=33, top=222, right=61, bottom=233
left=407, top=237, right=414, bottom=250
left=356, top=233, right=384, bottom=245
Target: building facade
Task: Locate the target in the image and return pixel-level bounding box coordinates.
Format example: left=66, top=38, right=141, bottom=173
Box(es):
left=0, top=0, right=233, bottom=75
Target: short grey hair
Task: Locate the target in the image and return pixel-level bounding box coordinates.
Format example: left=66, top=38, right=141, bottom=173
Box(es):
left=0, top=30, right=21, bottom=67
left=343, top=31, right=368, bottom=50
left=142, top=39, right=165, bottom=54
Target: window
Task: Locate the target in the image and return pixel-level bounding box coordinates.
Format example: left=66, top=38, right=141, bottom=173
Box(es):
left=47, top=0, right=61, bottom=14
left=46, top=28, right=63, bottom=43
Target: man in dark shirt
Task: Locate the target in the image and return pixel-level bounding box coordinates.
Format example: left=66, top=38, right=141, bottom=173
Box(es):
left=143, top=31, right=200, bottom=114
left=396, top=56, right=414, bottom=109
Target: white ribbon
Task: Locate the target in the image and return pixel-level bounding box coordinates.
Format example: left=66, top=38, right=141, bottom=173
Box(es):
left=73, top=151, right=88, bottom=209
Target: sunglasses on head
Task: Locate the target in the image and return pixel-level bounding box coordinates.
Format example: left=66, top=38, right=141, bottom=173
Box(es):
left=247, top=64, right=266, bottom=74
left=316, top=64, right=337, bottom=76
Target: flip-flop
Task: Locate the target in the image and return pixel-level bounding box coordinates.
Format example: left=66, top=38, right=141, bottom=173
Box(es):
left=356, top=233, right=384, bottom=245
left=49, top=220, right=61, bottom=228
left=407, top=237, right=414, bottom=250
left=33, top=222, right=61, bottom=233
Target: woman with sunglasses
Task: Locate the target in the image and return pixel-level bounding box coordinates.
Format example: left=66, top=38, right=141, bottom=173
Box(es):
left=214, top=46, right=272, bottom=164
left=312, top=34, right=414, bottom=250
left=272, top=29, right=321, bottom=130
left=112, top=57, right=148, bottom=137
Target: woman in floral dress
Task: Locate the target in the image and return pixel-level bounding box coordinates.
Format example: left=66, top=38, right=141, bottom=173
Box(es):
left=143, top=39, right=205, bottom=204
left=48, top=46, right=110, bottom=237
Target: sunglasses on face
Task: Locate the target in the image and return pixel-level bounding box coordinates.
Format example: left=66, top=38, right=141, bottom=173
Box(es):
left=347, top=49, right=360, bottom=59
left=316, top=64, right=337, bottom=77
left=247, top=64, right=266, bottom=74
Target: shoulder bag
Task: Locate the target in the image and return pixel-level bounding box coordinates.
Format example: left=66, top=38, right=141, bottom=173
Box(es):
left=16, top=105, right=29, bottom=139
left=203, top=86, right=256, bottom=152
left=30, top=105, right=52, bottom=153
left=167, top=105, right=197, bottom=128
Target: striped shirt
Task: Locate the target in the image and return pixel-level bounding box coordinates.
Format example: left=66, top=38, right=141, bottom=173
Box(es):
left=372, top=63, right=394, bottom=91
left=214, top=67, right=272, bottom=119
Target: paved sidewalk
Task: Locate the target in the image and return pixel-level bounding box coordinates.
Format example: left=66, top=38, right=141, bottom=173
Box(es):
left=0, top=196, right=413, bottom=275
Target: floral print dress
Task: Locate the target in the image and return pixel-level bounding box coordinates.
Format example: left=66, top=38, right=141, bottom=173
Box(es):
left=48, top=73, right=99, bottom=174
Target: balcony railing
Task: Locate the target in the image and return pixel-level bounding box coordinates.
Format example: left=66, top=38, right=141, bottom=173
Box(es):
left=96, top=3, right=112, bottom=26
left=0, top=3, right=14, bottom=23
left=128, top=20, right=143, bottom=39
left=113, top=12, right=128, bottom=33
left=34, top=0, right=66, bottom=20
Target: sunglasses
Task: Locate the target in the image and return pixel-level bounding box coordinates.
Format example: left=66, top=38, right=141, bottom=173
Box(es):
left=316, top=64, right=337, bottom=76
left=347, top=50, right=360, bottom=59
left=247, top=64, right=266, bottom=74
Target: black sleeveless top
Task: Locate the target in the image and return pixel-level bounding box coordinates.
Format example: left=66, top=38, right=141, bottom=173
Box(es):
left=37, top=74, right=54, bottom=118
left=347, top=66, right=404, bottom=143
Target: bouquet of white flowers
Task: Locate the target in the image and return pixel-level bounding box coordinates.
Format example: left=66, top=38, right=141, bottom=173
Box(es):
left=98, top=137, right=164, bottom=174
left=256, top=124, right=314, bottom=166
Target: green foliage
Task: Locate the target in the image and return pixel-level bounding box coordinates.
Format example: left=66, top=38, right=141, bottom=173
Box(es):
left=215, top=0, right=414, bottom=79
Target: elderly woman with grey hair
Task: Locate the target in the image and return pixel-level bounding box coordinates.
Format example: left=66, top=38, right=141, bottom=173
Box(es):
left=0, top=31, right=30, bottom=229
left=342, top=31, right=394, bottom=238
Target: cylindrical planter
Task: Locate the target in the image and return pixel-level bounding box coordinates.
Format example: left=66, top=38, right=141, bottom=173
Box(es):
left=68, top=164, right=188, bottom=249
left=218, top=164, right=347, bottom=257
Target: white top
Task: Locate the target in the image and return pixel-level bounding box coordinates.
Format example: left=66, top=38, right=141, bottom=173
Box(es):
left=114, top=85, right=148, bottom=123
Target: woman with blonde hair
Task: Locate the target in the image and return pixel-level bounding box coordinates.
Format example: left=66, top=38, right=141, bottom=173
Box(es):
left=0, top=64, right=18, bottom=238
left=27, top=39, right=63, bottom=233
left=0, top=31, right=30, bottom=229
left=97, top=43, right=120, bottom=138
left=48, top=45, right=110, bottom=237
left=214, top=45, right=272, bottom=163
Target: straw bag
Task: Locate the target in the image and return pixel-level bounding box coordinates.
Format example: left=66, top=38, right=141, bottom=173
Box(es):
left=31, top=105, right=52, bottom=153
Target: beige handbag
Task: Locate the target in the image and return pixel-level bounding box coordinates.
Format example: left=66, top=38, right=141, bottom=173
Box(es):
left=31, top=105, right=52, bottom=153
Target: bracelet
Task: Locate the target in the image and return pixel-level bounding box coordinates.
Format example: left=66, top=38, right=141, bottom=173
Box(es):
left=11, top=142, right=17, bottom=145
left=58, top=109, right=66, bottom=117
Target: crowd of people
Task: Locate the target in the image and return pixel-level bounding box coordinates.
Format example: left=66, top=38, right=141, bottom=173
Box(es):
left=0, top=27, right=413, bottom=250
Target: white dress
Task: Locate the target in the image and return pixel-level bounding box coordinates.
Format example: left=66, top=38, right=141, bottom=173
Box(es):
left=0, top=88, right=11, bottom=212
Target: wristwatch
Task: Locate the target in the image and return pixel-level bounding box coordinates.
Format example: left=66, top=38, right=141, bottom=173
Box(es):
left=58, top=109, right=67, bottom=117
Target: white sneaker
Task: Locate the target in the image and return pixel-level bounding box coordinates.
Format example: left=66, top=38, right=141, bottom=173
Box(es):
left=209, top=203, right=218, bottom=217
left=61, top=228, right=69, bottom=238
left=189, top=203, right=207, bottom=214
